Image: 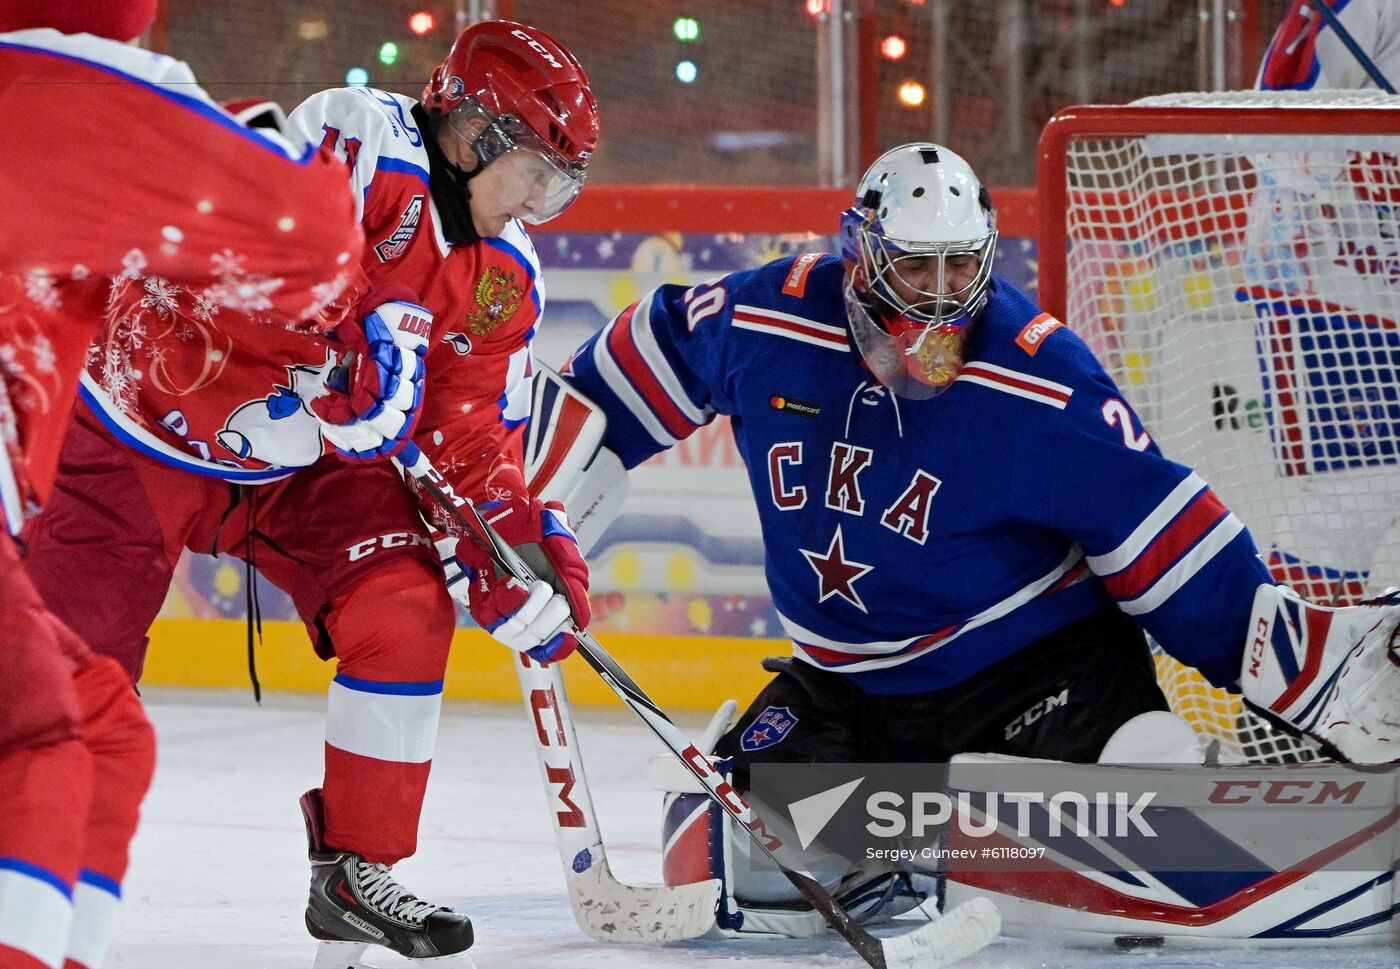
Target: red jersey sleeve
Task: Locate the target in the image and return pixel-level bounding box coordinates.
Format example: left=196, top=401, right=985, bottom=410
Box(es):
left=0, top=35, right=365, bottom=327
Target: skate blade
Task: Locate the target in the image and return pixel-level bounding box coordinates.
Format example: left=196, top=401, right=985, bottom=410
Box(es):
left=312, top=940, right=477, bottom=969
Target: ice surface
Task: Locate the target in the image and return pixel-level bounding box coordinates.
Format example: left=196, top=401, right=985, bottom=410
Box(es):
left=108, top=689, right=1397, bottom=969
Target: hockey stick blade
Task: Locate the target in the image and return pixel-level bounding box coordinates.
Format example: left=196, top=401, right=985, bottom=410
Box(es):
left=515, top=656, right=720, bottom=942
left=569, top=855, right=721, bottom=943
left=879, top=896, right=1001, bottom=969
left=394, top=443, right=1000, bottom=967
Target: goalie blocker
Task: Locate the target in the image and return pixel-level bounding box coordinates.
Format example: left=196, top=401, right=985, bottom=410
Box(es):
left=522, top=363, right=627, bottom=555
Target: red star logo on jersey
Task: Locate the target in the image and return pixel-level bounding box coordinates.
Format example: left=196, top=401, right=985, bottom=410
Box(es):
left=800, top=525, right=874, bottom=612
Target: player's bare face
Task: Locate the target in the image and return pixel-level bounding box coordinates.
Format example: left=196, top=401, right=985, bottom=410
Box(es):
left=468, top=150, right=557, bottom=238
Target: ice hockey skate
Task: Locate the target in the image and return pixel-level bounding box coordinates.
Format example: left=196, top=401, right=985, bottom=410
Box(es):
left=301, top=789, right=476, bottom=969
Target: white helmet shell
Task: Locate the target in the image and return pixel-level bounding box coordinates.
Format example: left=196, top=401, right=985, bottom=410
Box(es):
left=857, top=143, right=994, bottom=249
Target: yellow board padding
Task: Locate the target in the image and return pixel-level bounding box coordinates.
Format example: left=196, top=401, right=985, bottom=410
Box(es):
left=141, top=618, right=784, bottom=712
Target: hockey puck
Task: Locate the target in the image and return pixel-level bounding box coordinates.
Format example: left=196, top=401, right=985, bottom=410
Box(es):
left=1113, top=935, right=1165, bottom=951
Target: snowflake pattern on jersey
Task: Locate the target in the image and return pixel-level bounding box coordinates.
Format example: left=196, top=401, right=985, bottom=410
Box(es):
left=1, top=279, right=62, bottom=420
left=88, top=244, right=351, bottom=429
left=302, top=270, right=353, bottom=323
left=140, top=276, right=180, bottom=317
left=200, top=248, right=293, bottom=316
left=22, top=271, right=60, bottom=312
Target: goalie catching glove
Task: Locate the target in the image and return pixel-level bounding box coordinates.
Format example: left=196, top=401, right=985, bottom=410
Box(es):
left=1241, top=584, right=1400, bottom=764
left=438, top=496, right=591, bottom=663
left=309, top=285, right=431, bottom=460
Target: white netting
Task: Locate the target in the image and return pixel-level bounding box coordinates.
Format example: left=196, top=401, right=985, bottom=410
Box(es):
left=1057, top=91, right=1400, bottom=764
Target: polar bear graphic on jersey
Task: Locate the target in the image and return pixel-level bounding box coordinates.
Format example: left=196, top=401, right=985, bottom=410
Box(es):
left=216, top=351, right=335, bottom=468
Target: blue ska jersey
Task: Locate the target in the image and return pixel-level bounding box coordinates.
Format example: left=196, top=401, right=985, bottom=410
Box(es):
left=564, top=254, right=1274, bottom=695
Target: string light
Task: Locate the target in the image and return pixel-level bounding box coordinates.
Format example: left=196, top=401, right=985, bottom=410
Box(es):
left=897, top=80, right=926, bottom=107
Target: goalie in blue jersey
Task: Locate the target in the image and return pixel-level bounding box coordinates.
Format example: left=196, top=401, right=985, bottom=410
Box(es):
left=527, top=143, right=1400, bottom=941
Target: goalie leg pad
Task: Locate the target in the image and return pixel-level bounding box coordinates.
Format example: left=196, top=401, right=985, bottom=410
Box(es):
left=1241, top=584, right=1400, bottom=763
left=657, top=698, right=933, bottom=939
left=660, top=783, right=936, bottom=937
left=944, top=751, right=1400, bottom=947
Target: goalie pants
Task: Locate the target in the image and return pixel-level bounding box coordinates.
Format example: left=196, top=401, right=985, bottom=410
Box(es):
left=0, top=536, right=155, bottom=969
left=717, top=605, right=1169, bottom=791
left=21, top=407, right=457, bottom=865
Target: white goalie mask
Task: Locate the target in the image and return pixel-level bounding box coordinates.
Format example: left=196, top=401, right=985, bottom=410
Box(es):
left=839, top=143, right=998, bottom=399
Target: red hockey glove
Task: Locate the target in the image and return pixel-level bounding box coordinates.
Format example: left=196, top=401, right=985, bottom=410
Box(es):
left=437, top=497, right=590, bottom=663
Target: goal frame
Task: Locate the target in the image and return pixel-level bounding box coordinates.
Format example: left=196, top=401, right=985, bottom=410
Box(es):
left=1033, top=96, right=1400, bottom=762
left=1036, top=102, right=1400, bottom=322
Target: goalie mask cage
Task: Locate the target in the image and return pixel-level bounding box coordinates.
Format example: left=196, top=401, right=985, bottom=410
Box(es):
left=1039, top=91, right=1400, bottom=764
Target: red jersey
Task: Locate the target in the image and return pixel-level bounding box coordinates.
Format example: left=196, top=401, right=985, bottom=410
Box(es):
left=74, top=86, right=541, bottom=509
left=0, top=29, right=363, bottom=530
left=290, top=88, right=543, bottom=503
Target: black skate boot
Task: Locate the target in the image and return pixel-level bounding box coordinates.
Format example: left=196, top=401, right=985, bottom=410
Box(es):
left=301, top=788, right=475, bottom=968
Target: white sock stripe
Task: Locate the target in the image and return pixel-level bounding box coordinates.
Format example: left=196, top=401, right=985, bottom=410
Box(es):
left=325, top=679, right=443, bottom=764
left=66, top=880, right=122, bottom=969
left=0, top=867, right=72, bottom=969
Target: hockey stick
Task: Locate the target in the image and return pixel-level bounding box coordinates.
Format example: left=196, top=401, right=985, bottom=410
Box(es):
left=1307, top=0, right=1396, bottom=93
left=513, top=650, right=722, bottom=941
left=394, top=442, right=1000, bottom=969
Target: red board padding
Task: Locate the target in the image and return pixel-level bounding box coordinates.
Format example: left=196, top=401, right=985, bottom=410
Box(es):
left=540, top=185, right=1038, bottom=238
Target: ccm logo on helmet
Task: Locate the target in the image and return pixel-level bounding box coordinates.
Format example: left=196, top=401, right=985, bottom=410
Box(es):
left=511, top=28, right=562, bottom=68
left=1014, top=312, right=1064, bottom=357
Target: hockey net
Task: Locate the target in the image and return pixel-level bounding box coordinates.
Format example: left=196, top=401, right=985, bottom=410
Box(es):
left=1040, top=91, right=1400, bottom=764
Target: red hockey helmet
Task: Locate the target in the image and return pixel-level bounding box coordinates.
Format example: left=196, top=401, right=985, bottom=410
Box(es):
left=422, top=20, right=598, bottom=223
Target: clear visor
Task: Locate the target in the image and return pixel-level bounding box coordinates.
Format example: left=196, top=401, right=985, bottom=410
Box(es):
left=859, top=226, right=996, bottom=329
left=447, top=103, right=587, bottom=224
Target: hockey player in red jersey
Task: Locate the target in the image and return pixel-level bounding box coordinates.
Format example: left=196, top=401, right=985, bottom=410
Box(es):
left=0, top=0, right=377, bottom=966
left=19, top=19, right=597, bottom=969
